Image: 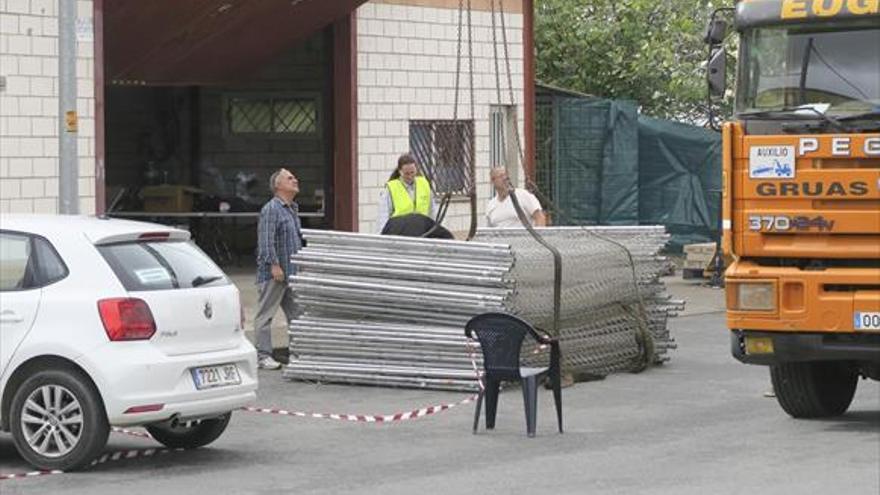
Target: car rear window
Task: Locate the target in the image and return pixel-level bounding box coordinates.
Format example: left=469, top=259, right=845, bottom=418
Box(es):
left=97, top=240, right=230, bottom=291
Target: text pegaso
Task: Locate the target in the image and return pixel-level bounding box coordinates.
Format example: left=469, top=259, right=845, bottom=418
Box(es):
left=796, top=136, right=880, bottom=156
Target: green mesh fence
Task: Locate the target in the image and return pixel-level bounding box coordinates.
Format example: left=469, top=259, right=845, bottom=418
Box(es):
left=534, top=85, right=721, bottom=249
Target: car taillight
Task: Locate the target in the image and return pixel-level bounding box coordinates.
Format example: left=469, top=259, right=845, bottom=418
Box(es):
left=98, top=298, right=156, bottom=341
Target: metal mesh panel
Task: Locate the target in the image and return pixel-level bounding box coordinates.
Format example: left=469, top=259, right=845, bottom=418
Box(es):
left=535, top=95, right=555, bottom=205
left=283, top=227, right=682, bottom=390
left=534, top=90, right=642, bottom=226
left=475, top=227, right=680, bottom=375
left=409, top=120, right=475, bottom=196
left=554, top=99, right=610, bottom=225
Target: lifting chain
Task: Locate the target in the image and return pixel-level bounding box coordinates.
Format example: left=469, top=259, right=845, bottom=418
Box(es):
left=445, top=0, right=653, bottom=365
left=491, top=0, right=655, bottom=366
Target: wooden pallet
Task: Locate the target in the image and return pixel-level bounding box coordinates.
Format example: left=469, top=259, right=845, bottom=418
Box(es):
left=682, top=242, right=721, bottom=280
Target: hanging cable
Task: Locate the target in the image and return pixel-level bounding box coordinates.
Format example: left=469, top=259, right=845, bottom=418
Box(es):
left=487, top=0, right=562, bottom=338
left=465, top=0, right=479, bottom=241
left=493, top=0, right=655, bottom=367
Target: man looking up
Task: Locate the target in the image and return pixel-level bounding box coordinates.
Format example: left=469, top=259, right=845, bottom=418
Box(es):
left=486, top=167, right=547, bottom=228
left=253, top=168, right=302, bottom=370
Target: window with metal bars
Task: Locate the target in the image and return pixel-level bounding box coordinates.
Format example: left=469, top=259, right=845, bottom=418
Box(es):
left=226, top=95, right=319, bottom=136
left=409, top=120, right=475, bottom=197
left=489, top=105, right=519, bottom=189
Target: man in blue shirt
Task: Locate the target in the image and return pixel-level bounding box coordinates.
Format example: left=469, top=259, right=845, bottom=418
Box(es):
left=253, top=168, right=303, bottom=370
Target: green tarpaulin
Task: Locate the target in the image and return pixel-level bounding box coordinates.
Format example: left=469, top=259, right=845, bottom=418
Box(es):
left=638, top=116, right=722, bottom=250
left=536, top=85, right=721, bottom=250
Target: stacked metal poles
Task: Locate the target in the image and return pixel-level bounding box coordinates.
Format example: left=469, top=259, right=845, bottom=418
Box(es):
left=283, top=227, right=683, bottom=390
left=284, top=230, right=512, bottom=390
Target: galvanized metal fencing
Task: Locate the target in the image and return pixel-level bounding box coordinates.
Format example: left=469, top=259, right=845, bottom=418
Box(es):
left=475, top=227, right=681, bottom=375
left=283, top=227, right=682, bottom=390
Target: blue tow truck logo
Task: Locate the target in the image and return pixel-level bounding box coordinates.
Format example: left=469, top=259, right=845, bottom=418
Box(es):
left=773, top=159, right=792, bottom=177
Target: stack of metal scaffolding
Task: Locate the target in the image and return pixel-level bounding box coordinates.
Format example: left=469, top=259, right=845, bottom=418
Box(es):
left=284, top=231, right=509, bottom=390
left=283, top=227, right=682, bottom=390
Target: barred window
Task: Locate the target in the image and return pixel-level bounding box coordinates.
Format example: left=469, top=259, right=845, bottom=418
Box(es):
left=409, top=120, right=475, bottom=196
left=489, top=105, right=519, bottom=185
left=227, top=96, right=318, bottom=136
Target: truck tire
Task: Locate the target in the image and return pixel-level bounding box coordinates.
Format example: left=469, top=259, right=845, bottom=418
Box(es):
left=9, top=369, right=109, bottom=471
left=146, top=412, right=231, bottom=449
left=770, top=361, right=858, bottom=418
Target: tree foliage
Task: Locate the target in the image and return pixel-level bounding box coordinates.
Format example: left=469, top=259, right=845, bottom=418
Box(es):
left=535, top=0, right=728, bottom=125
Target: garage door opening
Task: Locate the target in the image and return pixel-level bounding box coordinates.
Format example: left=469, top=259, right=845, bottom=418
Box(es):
left=105, top=33, right=331, bottom=264
left=97, top=1, right=363, bottom=264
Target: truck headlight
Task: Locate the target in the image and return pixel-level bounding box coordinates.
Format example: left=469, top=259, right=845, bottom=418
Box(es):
left=733, top=282, right=776, bottom=311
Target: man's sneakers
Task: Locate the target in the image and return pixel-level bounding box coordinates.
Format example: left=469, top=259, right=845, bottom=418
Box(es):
left=258, top=355, right=283, bottom=370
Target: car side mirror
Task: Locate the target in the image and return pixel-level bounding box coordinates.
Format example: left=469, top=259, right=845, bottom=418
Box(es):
left=704, top=18, right=728, bottom=46
left=707, top=48, right=727, bottom=98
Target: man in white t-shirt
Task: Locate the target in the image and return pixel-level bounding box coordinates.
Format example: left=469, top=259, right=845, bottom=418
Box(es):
left=485, top=168, right=547, bottom=228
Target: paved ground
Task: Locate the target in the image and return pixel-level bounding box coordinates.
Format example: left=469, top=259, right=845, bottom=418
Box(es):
left=1, top=277, right=878, bottom=494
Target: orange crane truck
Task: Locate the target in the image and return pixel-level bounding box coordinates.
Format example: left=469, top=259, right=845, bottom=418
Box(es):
left=705, top=0, right=879, bottom=417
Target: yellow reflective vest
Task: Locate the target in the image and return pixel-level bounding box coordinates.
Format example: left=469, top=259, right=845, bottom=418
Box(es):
left=387, top=176, right=431, bottom=217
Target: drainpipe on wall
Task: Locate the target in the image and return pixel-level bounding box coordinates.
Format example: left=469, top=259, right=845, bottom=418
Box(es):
left=59, top=0, right=79, bottom=214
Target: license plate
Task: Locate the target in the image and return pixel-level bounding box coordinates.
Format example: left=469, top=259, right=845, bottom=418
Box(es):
left=191, top=363, right=241, bottom=390
left=854, top=312, right=880, bottom=331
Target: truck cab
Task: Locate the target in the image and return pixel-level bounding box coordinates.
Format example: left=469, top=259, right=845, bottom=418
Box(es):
left=709, top=0, right=879, bottom=417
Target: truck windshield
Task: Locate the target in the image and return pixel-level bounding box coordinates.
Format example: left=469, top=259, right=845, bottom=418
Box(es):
left=737, top=23, right=880, bottom=117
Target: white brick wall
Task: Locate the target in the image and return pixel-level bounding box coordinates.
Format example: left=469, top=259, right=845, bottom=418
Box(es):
left=357, top=1, right=525, bottom=234
left=0, top=0, right=96, bottom=214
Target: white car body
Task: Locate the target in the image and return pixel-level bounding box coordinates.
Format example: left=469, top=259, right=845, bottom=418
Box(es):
left=0, top=215, right=258, bottom=433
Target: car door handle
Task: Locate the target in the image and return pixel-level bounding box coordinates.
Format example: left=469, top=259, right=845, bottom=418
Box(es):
left=0, top=310, right=24, bottom=323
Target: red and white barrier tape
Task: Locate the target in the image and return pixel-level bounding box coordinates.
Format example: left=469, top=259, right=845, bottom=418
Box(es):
left=2, top=392, right=481, bottom=481
left=91, top=447, right=184, bottom=467
left=242, top=339, right=485, bottom=422
left=111, top=426, right=153, bottom=439
left=465, top=337, right=486, bottom=392
left=0, top=447, right=184, bottom=482
left=0, top=428, right=158, bottom=482
left=241, top=392, right=478, bottom=423
left=0, top=469, right=64, bottom=481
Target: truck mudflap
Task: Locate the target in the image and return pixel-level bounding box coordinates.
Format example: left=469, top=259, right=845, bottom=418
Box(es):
left=731, top=329, right=880, bottom=365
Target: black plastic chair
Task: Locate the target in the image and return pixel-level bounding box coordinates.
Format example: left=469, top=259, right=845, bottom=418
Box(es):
left=465, top=312, right=563, bottom=437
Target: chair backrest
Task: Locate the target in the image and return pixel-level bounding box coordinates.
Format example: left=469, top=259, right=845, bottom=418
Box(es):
left=465, top=312, right=537, bottom=381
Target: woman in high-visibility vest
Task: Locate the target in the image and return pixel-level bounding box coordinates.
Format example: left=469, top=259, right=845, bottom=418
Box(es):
left=376, top=154, right=436, bottom=233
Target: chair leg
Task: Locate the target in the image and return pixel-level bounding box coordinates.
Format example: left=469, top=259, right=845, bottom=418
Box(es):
left=522, top=376, right=538, bottom=437
left=472, top=390, right=484, bottom=434
left=485, top=379, right=500, bottom=430
left=552, top=369, right=564, bottom=434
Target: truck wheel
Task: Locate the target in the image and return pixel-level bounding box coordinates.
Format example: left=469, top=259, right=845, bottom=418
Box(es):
left=770, top=361, right=858, bottom=418
left=146, top=412, right=231, bottom=449
left=9, top=369, right=109, bottom=471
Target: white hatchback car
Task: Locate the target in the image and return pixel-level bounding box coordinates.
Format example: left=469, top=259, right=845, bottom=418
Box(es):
left=0, top=214, right=258, bottom=471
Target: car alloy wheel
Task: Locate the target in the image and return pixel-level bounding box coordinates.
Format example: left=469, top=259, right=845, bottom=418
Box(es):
left=20, top=384, right=84, bottom=458
left=10, top=368, right=109, bottom=471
